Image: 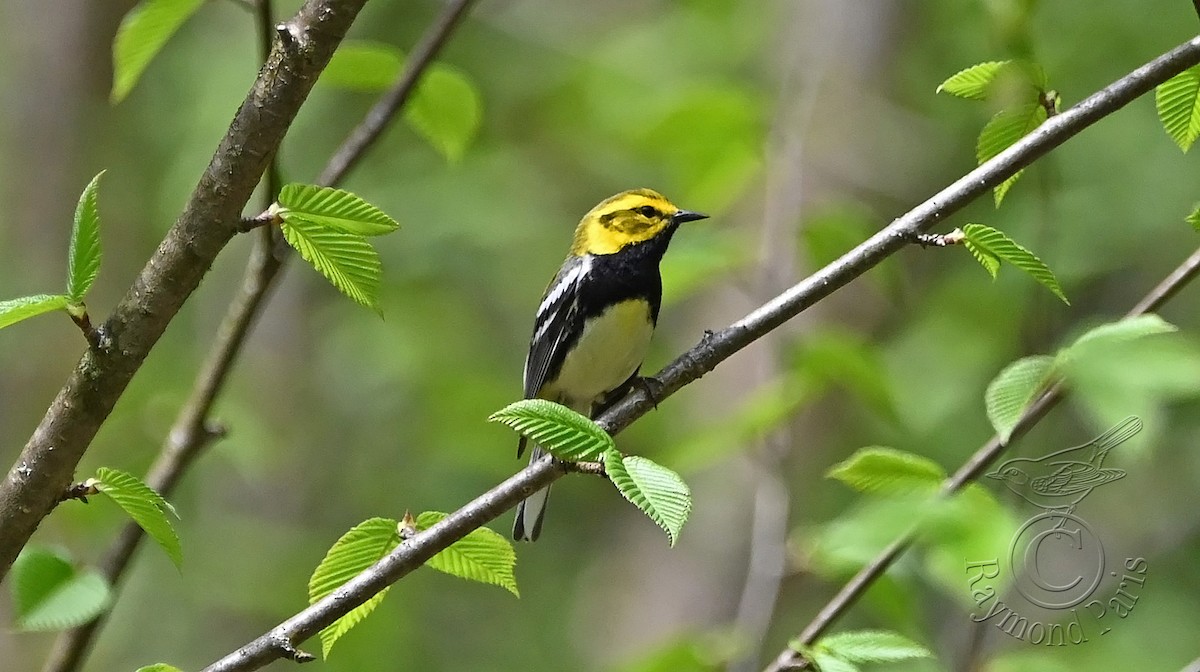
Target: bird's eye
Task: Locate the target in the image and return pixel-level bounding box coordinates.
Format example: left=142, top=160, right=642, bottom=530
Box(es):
left=637, top=205, right=660, bottom=218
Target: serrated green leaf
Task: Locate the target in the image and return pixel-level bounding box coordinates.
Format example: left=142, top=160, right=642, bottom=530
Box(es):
left=961, top=223, right=1068, bottom=303
left=826, top=447, right=946, bottom=495
left=806, top=650, right=860, bottom=672
left=309, top=517, right=401, bottom=659
left=277, top=184, right=399, bottom=236
left=415, top=512, right=519, bottom=596
left=94, top=467, right=181, bottom=569
left=68, top=171, right=105, bottom=302
left=985, top=355, right=1056, bottom=443
left=816, top=630, right=932, bottom=664
left=405, top=64, right=482, bottom=162
left=11, top=547, right=111, bottom=631
left=135, top=665, right=184, bottom=672
left=1064, top=314, right=1177, bottom=354
left=111, top=0, right=206, bottom=103
left=976, top=103, right=1048, bottom=206
left=1186, top=204, right=1200, bottom=232
left=0, top=294, right=70, bottom=330
left=489, top=399, right=614, bottom=461
left=280, top=217, right=382, bottom=312
left=605, top=451, right=692, bottom=546
left=1156, top=65, right=1200, bottom=152
left=321, top=40, right=404, bottom=92
left=937, top=61, right=1010, bottom=100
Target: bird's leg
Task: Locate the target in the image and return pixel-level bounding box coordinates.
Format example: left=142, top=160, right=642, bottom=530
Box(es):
left=635, top=375, right=665, bottom=409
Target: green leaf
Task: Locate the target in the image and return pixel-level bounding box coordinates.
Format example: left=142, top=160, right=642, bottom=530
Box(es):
left=489, top=399, right=615, bottom=461
left=826, top=447, right=946, bottom=495
left=93, top=467, right=182, bottom=569
left=415, top=512, right=519, bottom=596
left=277, top=184, right=399, bottom=236
left=10, top=547, right=111, bottom=631
left=805, top=650, right=860, bottom=672
left=1065, top=314, right=1177, bottom=354
left=961, top=223, right=1068, bottom=303
left=111, top=0, right=206, bottom=103
left=1156, top=64, right=1200, bottom=152
left=604, top=451, right=692, bottom=546
left=976, top=103, right=1048, bottom=206
left=985, top=355, right=1057, bottom=443
left=1186, top=204, right=1200, bottom=232
left=67, top=171, right=105, bottom=303
left=816, top=630, right=932, bottom=664
left=936, top=61, right=1010, bottom=100
left=0, top=294, right=70, bottom=330
left=405, top=64, right=482, bottom=162
left=308, top=517, right=401, bottom=659
left=135, top=666, right=185, bottom=672
left=321, top=40, right=404, bottom=92
left=280, top=216, right=382, bottom=312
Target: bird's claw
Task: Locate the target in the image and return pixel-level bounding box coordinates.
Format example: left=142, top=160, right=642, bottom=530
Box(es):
left=637, top=376, right=665, bottom=409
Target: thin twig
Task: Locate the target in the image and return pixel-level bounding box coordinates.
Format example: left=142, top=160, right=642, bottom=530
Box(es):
left=761, top=246, right=1200, bottom=672
left=199, top=36, right=1200, bottom=672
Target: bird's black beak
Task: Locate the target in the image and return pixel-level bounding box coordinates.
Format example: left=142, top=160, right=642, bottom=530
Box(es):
left=672, top=210, right=709, bottom=225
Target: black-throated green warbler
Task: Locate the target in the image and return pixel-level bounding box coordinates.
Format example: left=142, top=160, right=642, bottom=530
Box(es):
left=513, top=189, right=708, bottom=541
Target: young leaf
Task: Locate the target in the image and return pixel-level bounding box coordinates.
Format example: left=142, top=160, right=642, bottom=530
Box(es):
left=826, top=447, right=945, bottom=495
left=405, top=64, right=482, bottom=162
left=985, top=355, right=1056, bottom=443
left=309, top=517, right=401, bottom=659
left=321, top=40, right=404, bottom=92
left=936, top=61, right=1010, bottom=100
left=111, top=0, right=207, bottom=103
left=604, top=451, right=692, bottom=546
left=280, top=217, right=382, bottom=312
left=976, top=103, right=1048, bottom=206
left=489, top=399, right=615, bottom=461
left=11, top=547, right=111, bottom=631
left=93, top=467, right=182, bottom=569
left=0, top=294, right=70, bottom=330
left=1156, top=64, right=1200, bottom=152
left=68, top=171, right=105, bottom=303
left=1186, top=204, right=1200, bottom=232
left=136, top=666, right=185, bottom=672
left=1064, top=314, right=1177, bottom=353
left=277, top=184, right=399, bottom=236
left=961, top=223, right=1068, bottom=303
left=817, top=630, right=932, bottom=664
left=415, top=512, right=519, bottom=596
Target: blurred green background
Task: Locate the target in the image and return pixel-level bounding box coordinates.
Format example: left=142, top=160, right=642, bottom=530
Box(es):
left=3, top=0, right=1200, bottom=670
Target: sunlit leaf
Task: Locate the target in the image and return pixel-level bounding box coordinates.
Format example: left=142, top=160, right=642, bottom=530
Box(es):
left=10, top=547, right=111, bottom=631
left=280, top=217, right=382, bottom=312
left=605, top=451, right=692, bottom=546
left=976, top=103, right=1048, bottom=206
left=67, top=171, right=105, bottom=303
left=985, top=355, right=1057, bottom=442
left=94, top=467, right=181, bottom=569
left=1064, top=314, right=1177, bottom=354
left=826, top=447, right=945, bottom=495
left=277, top=184, right=399, bottom=236
left=961, top=223, right=1068, bottom=303
left=1156, top=65, right=1200, bottom=152
left=405, top=64, right=482, bottom=162
left=489, top=399, right=614, bottom=462
left=815, top=630, right=932, bottom=664
left=936, top=61, right=1010, bottom=100
left=111, top=0, right=206, bottom=103
left=1187, top=204, right=1200, bottom=232
left=309, top=517, right=401, bottom=659
left=135, top=665, right=185, bottom=672
left=0, top=294, right=70, bottom=331
left=416, top=512, right=518, bottom=596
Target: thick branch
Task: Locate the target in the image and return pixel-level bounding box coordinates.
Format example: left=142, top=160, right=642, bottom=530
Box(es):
left=762, top=245, right=1200, bottom=672
left=0, top=0, right=369, bottom=582
left=199, top=35, right=1200, bottom=672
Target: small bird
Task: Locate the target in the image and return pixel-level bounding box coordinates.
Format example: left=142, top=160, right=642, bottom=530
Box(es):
left=513, top=189, right=708, bottom=541
left=987, top=416, right=1141, bottom=513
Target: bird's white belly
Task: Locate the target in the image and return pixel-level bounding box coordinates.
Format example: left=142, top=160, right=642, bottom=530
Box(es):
left=549, top=300, right=654, bottom=407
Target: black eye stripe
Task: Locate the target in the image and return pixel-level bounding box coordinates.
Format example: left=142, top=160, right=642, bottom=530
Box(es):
left=637, top=205, right=660, bottom=218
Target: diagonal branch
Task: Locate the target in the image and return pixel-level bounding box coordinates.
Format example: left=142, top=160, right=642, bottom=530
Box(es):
left=40, top=1, right=480, bottom=670
left=198, top=34, right=1200, bottom=672
left=762, top=244, right=1200, bottom=672
left=0, top=0, right=371, bottom=583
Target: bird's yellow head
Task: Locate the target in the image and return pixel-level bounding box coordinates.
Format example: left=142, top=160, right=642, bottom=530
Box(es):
left=570, top=189, right=707, bottom=256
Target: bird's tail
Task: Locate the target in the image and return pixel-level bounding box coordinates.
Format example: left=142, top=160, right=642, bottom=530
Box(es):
left=513, top=445, right=551, bottom=542
left=1089, top=416, right=1143, bottom=462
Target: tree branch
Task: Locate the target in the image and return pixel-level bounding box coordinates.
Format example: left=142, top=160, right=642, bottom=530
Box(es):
left=762, top=244, right=1200, bottom=672
left=197, top=34, right=1200, bottom=672
left=39, top=1, right=480, bottom=669
left=0, top=0, right=370, bottom=582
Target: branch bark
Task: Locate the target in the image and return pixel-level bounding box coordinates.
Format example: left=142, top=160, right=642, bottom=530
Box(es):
left=0, top=0, right=369, bottom=582
left=198, top=33, right=1200, bottom=672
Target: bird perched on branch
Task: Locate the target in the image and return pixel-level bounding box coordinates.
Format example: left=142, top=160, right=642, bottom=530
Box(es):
left=513, top=189, right=708, bottom=541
